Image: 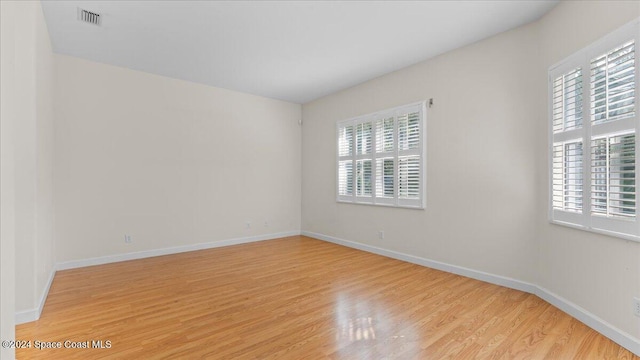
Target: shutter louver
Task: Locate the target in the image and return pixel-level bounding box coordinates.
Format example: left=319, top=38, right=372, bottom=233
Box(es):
left=591, top=137, right=608, bottom=214
left=552, top=143, right=564, bottom=209
left=553, top=141, right=583, bottom=212
left=338, top=125, right=353, bottom=157
left=338, top=161, right=353, bottom=196
left=552, top=142, right=584, bottom=212
left=591, top=40, right=635, bottom=124
left=564, top=142, right=583, bottom=212
left=338, top=124, right=354, bottom=197
left=398, top=112, right=420, bottom=151
left=376, top=118, right=394, bottom=153
left=356, top=123, right=372, bottom=155
left=591, top=133, right=636, bottom=217
left=376, top=158, right=394, bottom=198
left=398, top=156, right=420, bottom=199
left=553, top=68, right=583, bottom=133
left=356, top=160, right=372, bottom=196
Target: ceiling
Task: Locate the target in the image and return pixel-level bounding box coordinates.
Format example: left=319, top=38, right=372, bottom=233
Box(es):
left=41, top=1, right=558, bottom=104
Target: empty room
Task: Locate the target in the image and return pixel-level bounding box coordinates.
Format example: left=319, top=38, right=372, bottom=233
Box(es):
left=1, top=0, right=639, bottom=359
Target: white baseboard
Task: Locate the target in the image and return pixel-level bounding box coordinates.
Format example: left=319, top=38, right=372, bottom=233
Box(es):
left=302, top=231, right=536, bottom=293
left=15, top=268, right=55, bottom=324
left=56, top=231, right=300, bottom=271
left=301, top=230, right=640, bottom=357
left=535, top=286, right=640, bottom=356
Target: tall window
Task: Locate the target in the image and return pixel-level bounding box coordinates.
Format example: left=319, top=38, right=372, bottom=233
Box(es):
left=550, top=20, right=639, bottom=239
left=337, top=102, right=426, bottom=208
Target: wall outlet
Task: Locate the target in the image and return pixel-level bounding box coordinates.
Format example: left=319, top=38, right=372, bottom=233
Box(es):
left=264, top=220, right=269, bottom=227
left=378, top=231, right=384, bottom=240
left=245, top=221, right=251, bottom=229
left=124, top=235, right=132, bottom=244
left=634, top=297, right=640, bottom=317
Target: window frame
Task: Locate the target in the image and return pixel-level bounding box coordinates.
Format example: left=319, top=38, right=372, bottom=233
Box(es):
left=548, top=19, right=640, bottom=242
left=336, top=101, right=427, bottom=209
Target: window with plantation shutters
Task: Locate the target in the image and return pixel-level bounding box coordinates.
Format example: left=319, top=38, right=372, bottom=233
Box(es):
left=549, top=20, right=640, bottom=241
left=337, top=102, right=426, bottom=208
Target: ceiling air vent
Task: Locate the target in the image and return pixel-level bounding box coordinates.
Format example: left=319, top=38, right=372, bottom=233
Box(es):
left=78, top=8, right=100, bottom=26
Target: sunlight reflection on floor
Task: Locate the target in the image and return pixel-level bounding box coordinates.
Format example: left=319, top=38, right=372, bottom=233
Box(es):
left=336, top=316, right=376, bottom=341
left=333, top=293, right=418, bottom=358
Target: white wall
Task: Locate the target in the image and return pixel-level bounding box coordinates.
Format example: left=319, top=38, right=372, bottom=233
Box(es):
left=1, top=1, right=18, bottom=358
left=13, top=0, right=56, bottom=320
left=53, top=55, right=301, bottom=263
left=536, top=0, right=640, bottom=342
left=301, top=0, right=639, bottom=350
left=302, top=21, right=540, bottom=284
left=13, top=0, right=38, bottom=316
left=34, top=0, right=55, bottom=319
left=1, top=0, right=55, bottom=357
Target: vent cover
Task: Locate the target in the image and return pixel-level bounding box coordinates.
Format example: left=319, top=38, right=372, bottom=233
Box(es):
left=78, top=8, right=100, bottom=25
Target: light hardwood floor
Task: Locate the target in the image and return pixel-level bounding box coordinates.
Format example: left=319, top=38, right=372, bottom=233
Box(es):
left=16, top=236, right=638, bottom=359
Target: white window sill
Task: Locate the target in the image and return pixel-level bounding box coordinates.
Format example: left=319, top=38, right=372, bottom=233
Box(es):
left=549, top=219, right=640, bottom=243
left=337, top=199, right=425, bottom=210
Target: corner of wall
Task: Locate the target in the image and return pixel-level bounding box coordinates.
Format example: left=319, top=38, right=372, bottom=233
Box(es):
left=15, top=269, right=55, bottom=325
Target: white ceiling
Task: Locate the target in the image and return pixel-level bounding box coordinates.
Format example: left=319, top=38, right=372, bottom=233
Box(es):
left=41, top=1, right=558, bottom=104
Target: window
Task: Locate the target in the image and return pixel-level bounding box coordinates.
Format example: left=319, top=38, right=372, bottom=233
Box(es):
left=337, top=101, right=426, bottom=208
left=549, top=20, right=639, bottom=240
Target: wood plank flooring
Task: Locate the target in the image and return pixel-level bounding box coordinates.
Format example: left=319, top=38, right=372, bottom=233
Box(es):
left=16, top=236, right=638, bottom=359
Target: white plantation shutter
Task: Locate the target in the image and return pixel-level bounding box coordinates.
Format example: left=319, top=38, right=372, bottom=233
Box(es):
left=552, top=141, right=583, bottom=212
left=591, top=41, right=635, bottom=124
left=552, top=68, right=583, bottom=133
left=552, top=143, right=563, bottom=209
left=338, top=125, right=353, bottom=157
left=591, top=133, right=636, bottom=217
left=354, top=121, right=374, bottom=199
left=338, top=125, right=354, bottom=198
left=396, top=107, right=423, bottom=207
left=398, top=112, right=420, bottom=151
left=588, top=38, right=636, bottom=224
left=337, top=102, right=426, bottom=208
left=356, top=159, right=373, bottom=196
left=338, top=161, right=353, bottom=196
left=376, top=158, right=394, bottom=198
left=374, top=117, right=395, bottom=204
left=376, top=117, right=394, bottom=153
left=356, top=122, right=373, bottom=155
left=552, top=66, right=584, bottom=218
left=549, top=20, right=640, bottom=240
left=398, top=156, right=420, bottom=199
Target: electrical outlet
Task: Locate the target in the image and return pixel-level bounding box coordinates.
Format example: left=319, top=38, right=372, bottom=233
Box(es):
left=634, top=297, right=640, bottom=317
left=264, top=220, right=269, bottom=227
left=124, top=235, right=132, bottom=244
left=245, top=221, right=251, bottom=229
left=378, top=231, right=384, bottom=240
